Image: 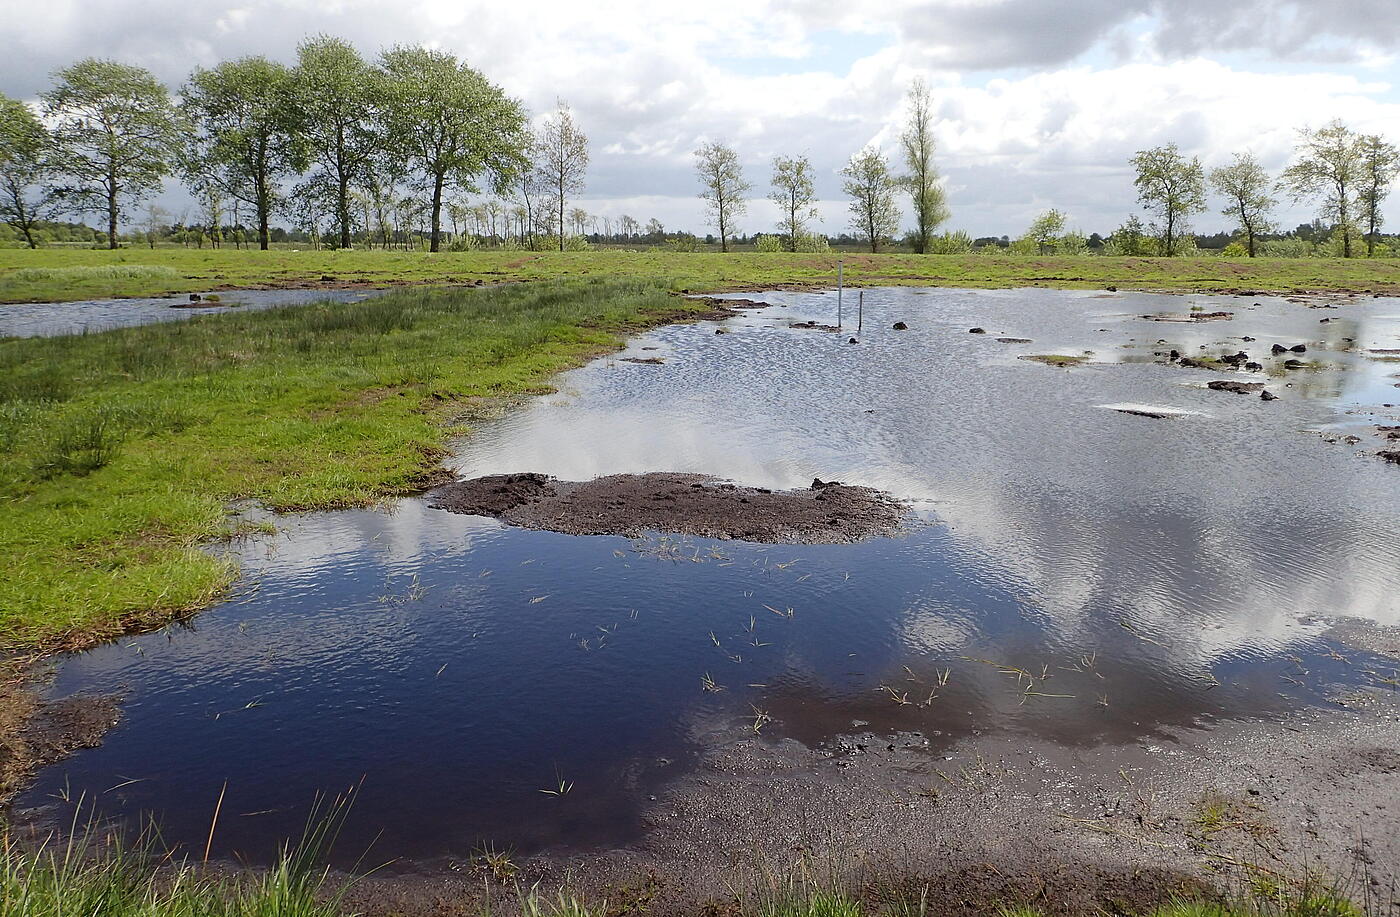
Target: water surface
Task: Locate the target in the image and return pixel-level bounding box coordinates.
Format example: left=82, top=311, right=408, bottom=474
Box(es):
left=0, top=288, right=388, bottom=338
left=18, top=287, right=1400, bottom=864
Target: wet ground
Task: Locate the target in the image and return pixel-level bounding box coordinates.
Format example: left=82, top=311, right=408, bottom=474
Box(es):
left=10, top=287, right=1400, bottom=892
left=0, top=288, right=388, bottom=338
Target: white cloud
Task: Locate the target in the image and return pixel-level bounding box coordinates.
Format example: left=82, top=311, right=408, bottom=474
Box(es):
left=2, top=0, right=1399, bottom=236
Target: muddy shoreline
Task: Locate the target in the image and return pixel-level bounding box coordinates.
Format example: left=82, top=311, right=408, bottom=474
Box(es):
left=430, top=472, right=910, bottom=543
left=333, top=678, right=1400, bottom=917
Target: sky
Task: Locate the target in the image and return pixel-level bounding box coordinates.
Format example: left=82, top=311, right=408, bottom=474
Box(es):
left=3, top=0, right=1400, bottom=239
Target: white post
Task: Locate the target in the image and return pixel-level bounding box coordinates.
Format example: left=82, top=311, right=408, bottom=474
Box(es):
left=837, top=260, right=844, bottom=330
left=858, top=290, right=863, bottom=336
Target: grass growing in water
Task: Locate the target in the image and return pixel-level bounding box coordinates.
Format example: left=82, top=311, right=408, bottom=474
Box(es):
left=0, top=801, right=352, bottom=917
left=0, top=277, right=710, bottom=650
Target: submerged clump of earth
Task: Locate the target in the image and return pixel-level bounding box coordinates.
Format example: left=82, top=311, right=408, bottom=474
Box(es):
left=12, top=286, right=1400, bottom=875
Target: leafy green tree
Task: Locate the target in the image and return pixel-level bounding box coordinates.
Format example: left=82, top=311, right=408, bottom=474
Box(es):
left=1357, top=133, right=1400, bottom=257
left=292, top=35, right=383, bottom=249
left=536, top=101, right=589, bottom=252
left=181, top=56, right=303, bottom=250
left=42, top=59, right=182, bottom=249
left=1130, top=143, right=1205, bottom=257
left=840, top=148, right=900, bottom=253
left=769, top=154, right=818, bottom=252
left=1208, top=152, right=1275, bottom=257
left=0, top=93, right=58, bottom=248
left=900, top=78, right=949, bottom=253
left=1280, top=120, right=1363, bottom=258
left=694, top=141, right=749, bottom=253
left=1022, top=209, right=1067, bottom=253
left=380, top=46, right=527, bottom=253
left=1106, top=214, right=1156, bottom=256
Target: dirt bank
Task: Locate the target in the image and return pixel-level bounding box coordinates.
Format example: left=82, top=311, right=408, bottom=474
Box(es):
left=0, top=663, right=121, bottom=807
left=430, top=473, right=909, bottom=544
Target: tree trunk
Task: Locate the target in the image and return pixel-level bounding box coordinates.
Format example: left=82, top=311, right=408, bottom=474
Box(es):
left=107, top=181, right=119, bottom=250
left=430, top=173, right=444, bottom=253
left=257, top=172, right=271, bottom=251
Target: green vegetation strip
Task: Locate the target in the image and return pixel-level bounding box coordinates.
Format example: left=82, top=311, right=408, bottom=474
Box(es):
left=4, top=248, right=1400, bottom=304
left=0, top=277, right=710, bottom=651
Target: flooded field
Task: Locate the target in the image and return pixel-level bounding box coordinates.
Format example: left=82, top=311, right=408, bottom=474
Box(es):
left=0, top=288, right=388, bottom=338
left=14, top=286, right=1400, bottom=869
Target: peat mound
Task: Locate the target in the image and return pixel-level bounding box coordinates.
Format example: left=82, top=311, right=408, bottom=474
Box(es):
left=430, top=472, right=908, bottom=543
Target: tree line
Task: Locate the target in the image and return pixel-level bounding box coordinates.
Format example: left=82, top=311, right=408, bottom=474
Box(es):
left=693, top=79, right=948, bottom=254
left=0, top=37, right=591, bottom=252
left=3, top=44, right=1399, bottom=258
left=1113, top=121, right=1399, bottom=258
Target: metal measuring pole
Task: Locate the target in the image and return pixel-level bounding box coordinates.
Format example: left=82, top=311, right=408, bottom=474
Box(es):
left=837, top=260, right=843, bottom=330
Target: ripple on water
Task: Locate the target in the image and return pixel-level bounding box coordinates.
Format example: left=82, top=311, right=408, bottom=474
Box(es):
left=16, top=287, right=1400, bottom=864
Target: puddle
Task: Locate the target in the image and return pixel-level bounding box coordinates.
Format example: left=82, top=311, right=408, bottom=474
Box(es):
left=14, top=286, right=1400, bottom=866
left=0, top=288, right=390, bottom=338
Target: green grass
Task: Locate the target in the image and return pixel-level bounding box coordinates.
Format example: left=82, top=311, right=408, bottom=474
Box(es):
left=0, top=277, right=715, bottom=650
left=3, top=248, right=1400, bottom=304
left=0, top=806, right=350, bottom=917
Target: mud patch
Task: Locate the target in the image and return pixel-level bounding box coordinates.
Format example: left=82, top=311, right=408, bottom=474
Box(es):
left=429, top=472, right=908, bottom=543
left=1, top=673, right=121, bottom=806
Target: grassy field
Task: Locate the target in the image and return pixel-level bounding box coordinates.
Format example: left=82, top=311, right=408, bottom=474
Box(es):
left=4, top=247, right=1400, bottom=303
left=0, top=277, right=721, bottom=651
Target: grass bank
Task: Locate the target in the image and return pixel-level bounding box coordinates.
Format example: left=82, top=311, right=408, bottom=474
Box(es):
left=3, top=248, right=1400, bottom=304
left=0, top=277, right=717, bottom=651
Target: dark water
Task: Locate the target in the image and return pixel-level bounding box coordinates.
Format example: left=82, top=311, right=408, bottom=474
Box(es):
left=0, top=288, right=388, bottom=338
left=16, top=287, right=1400, bottom=865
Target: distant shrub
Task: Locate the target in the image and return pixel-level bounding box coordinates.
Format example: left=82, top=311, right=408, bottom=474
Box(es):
left=927, top=230, right=973, bottom=254
left=1221, top=241, right=1249, bottom=257
left=793, top=233, right=830, bottom=253
left=755, top=234, right=785, bottom=253
left=1258, top=238, right=1312, bottom=258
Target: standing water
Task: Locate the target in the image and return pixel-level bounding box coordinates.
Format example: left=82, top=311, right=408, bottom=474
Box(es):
left=15, top=287, right=1400, bottom=865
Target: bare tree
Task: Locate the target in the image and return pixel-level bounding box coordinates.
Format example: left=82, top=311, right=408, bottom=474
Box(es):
left=1209, top=152, right=1276, bottom=257
left=769, top=154, right=818, bottom=251
left=694, top=141, right=750, bottom=252
left=1281, top=120, right=1364, bottom=258
left=537, top=101, right=588, bottom=251
left=841, top=148, right=900, bottom=253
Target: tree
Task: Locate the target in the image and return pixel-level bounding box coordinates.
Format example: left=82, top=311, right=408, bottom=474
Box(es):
left=1280, top=120, right=1363, bottom=258
left=181, top=56, right=303, bottom=251
left=840, top=148, right=900, bottom=253
left=694, top=141, right=749, bottom=253
left=900, top=78, right=949, bottom=254
left=1357, top=133, right=1400, bottom=257
left=769, top=154, right=818, bottom=251
left=43, top=59, right=181, bottom=249
left=1208, top=152, right=1276, bottom=257
left=1130, top=143, right=1205, bottom=257
left=1106, top=215, right=1155, bottom=256
left=0, top=93, right=58, bottom=248
left=537, top=101, right=588, bottom=252
left=1023, top=209, right=1067, bottom=254
left=292, top=35, right=383, bottom=249
left=380, top=46, right=527, bottom=253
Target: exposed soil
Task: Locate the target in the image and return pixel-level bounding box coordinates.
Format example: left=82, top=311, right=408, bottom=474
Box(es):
left=0, top=664, right=122, bottom=807
left=429, top=473, right=909, bottom=544
left=334, top=689, right=1400, bottom=917
left=1207, top=380, right=1266, bottom=394
left=1142, top=311, right=1234, bottom=323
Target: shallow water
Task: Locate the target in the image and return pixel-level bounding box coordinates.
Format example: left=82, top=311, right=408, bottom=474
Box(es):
left=17, top=287, right=1400, bottom=865
left=0, top=288, right=388, bottom=338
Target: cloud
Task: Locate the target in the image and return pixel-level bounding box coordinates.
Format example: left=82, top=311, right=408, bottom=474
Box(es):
left=2, top=0, right=1398, bottom=236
